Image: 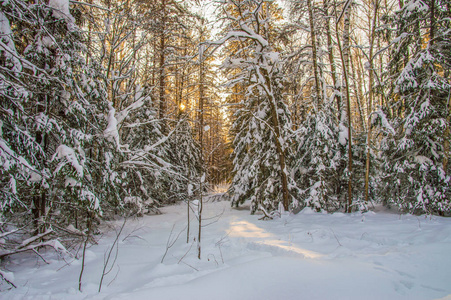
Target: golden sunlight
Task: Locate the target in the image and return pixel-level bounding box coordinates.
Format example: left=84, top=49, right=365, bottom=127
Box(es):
left=228, top=220, right=323, bottom=259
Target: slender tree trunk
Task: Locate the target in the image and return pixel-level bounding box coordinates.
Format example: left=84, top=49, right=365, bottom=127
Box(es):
left=198, top=34, right=205, bottom=259
left=152, top=39, right=156, bottom=87
left=34, top=94, right=48, bottom=234
left=443, top=93, right=451, bottom=172
left=364, top=0, right=379, bottom=203
left=377, top=36, right=384, bottom=107
left=158, top=0, right=167, bottom=130
left=336, top=0, right=353, bottom=212
left=430, top=0, right=435, bottom=45
left=79, top=212, right=92, bottom=292
left=187, top=178, right=190, bottom=243
left=351, top=53, right=366, bottom=131
left=85, top=0, right=92, bottom=63
left=292, top=83, right=299, bottom=129
left=198, top=179, right=203, bottom=259
left=439, top=3, right=451, bottom=172
left=325, top=0, right=340, bottom=112
left=307, top=0, right=322, bottom=103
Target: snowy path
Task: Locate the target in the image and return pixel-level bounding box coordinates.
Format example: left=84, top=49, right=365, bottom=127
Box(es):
left=3, top=199, right=451, bottom=300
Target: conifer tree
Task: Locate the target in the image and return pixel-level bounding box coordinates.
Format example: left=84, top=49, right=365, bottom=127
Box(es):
left=293, top=102, right=345, bottom=211
left=0, top=0, right=116, bottom=238
left=380, top=0, right=451, bottom=214
left=213, top=0, right=297, bottom=214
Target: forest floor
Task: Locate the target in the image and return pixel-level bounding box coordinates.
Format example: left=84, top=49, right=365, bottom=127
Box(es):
left=2, top=194, right=451, bottom=299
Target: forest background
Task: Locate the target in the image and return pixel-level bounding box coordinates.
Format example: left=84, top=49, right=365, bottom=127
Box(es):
left=1, top=0, right=450, bottom=276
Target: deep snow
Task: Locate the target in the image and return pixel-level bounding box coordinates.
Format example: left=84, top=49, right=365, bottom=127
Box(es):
left=2, top=197, right=451, bottom=300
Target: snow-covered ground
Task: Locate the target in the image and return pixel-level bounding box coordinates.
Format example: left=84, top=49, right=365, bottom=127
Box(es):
left=2, top=198, right=451, bottom=300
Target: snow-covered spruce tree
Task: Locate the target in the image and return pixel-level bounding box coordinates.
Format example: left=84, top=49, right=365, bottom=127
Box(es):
left=212, top=0, right=297, bottom=214
left=161, top=121, right=203, bottom=207
left=115, top=89, right=202, bottom=214
left=0, top=0, right=115, bottom=242
left=285, top=0, right=368, bottom=212
left=168, top=115, right=202, bottom=202
left=108, top=90, right=161, bottom=215
left=380, top=0, right=451, bottom=214
left=293, top=102, right=347, bottom=212
left=0, top=8, right=42, bottom=215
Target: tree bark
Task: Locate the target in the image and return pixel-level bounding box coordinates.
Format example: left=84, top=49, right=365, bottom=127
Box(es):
left=325, top=0, right=340, bottom=113
left=158, top=0, right=167, bottom=130
left=351, top=52, right=366, bottom=131
left=443, top=93, right=451, bottom=172
left=198, top=26, right=205, bottom=258
left=365, top=0, right=379, bottom=203
left=307, top=0, right=322, bottom=104
left=336, top=0, right=353, bottom=212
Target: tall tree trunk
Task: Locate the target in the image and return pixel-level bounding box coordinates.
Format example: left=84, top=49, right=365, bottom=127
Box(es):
left=197, top=16, right=206, bottom=258
left=197, top=56, right=205, bottom=260
left=325, top=0, right=340, bottom=112
left=377, top=36, right=384, bottom=107
left=443, top=93, right=451, bottom=172
left=351, top=52, right=366, bottom=131
left=336, top=0, right=353, bottom=212
left=430, top=0, right=435, bottom=45
left=307, top=0, right=322, bottom=104
left=158, top=0, right=167, bottom=130
left=365, top=0, right=379, bottom=203
left=443, top=0, right=451, bottom=172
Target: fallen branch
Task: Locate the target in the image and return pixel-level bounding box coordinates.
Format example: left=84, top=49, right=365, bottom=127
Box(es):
left=32, top=248, right=49, bottom=264
left=0, top=239, right=67, bottom=260
left=18, top=229, right=53, bottom=249
left=0, top=270, right=16, bottom=289
left=0, top=223, right=31, bottom=239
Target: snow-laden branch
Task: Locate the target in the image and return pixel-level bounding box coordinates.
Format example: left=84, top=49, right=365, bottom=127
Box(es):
left=69, top=0, right=110, bottom=11
left=0, top=230, right=68, bottom=260
left=206, top=29, right=268, bottom=48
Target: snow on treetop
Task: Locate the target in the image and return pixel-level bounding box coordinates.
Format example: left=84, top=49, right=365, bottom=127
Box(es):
left=402, top=0, right=428, bottom=18
left=51, top=144, right=84, bottom=177
left=48, top=0, right=75, bottom=23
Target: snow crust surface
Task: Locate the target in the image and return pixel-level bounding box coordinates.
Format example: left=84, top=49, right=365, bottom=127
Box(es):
left=3, top=199, right=451, bottom=299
